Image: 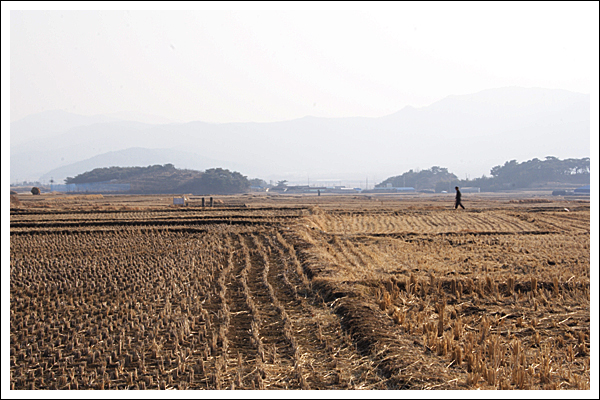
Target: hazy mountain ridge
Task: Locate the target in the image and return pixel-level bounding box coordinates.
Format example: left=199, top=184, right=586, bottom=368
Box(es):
left=10, top=110, right=123, bottom=146
left=10, top=87, right=590, bottom=183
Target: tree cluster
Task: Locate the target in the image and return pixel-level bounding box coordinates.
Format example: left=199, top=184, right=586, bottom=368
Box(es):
left=379, top=157, right=589, bottom=192
left=179, top=168, right=250, bottom=195
left=64, top=165, right=252, bottom=195
left=65, top=164, right=178, bottom=184
left=377, top=166, right=457, bottom=190
left=249, top=178, right=268, bottom=188
left=484, top=157, right=590, bottom=190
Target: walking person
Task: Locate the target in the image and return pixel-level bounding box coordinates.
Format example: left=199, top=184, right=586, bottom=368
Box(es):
left=454, top=186, right=465, bottom=209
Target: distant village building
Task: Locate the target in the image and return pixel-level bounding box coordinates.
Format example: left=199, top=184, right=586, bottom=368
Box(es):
left=173, top=196, right=188, bottom=206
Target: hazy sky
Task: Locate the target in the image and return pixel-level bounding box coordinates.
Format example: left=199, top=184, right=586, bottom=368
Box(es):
left=5, top=2, right=597, bottom=124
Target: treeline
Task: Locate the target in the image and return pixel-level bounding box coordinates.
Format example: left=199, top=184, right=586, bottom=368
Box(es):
left=477, top=156, right=589, bottom=191
left=65, top=156, right=589, bottom=195
left=377, top=166, right=456, bottom=191
left=378, top=157, right=589, bottom=192
left=178, top=168, right=250, bottom=195
left=65, top=164, right=181, bottom=184
left=64, top=165, right=252, bottom=195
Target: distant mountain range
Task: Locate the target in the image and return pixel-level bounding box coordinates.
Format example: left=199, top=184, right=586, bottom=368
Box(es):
left=10, top=87, right=590, bottom=184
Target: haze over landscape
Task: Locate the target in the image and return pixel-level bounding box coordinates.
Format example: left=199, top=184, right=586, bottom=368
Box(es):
left=4, top=3, right=598, bottom=187
left=9, top=87, right=591, bottom=186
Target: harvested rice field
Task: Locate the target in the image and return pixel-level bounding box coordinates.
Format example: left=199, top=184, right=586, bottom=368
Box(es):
left=9, top=192, right=591, bottom=390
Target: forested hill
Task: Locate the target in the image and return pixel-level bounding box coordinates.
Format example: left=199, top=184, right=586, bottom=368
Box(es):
left=65, top=164, right=250, bottom=195
left=378, top=156, right=590, bottom=192
left=65, top=156, right=589, bottom=195
left=65, top=164, right=187, bottom=184
left=478, top=156, right=590, bottom=190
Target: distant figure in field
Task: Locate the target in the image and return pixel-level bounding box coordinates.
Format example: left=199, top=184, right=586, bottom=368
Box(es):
left=454, top=186, right=465, bottom=209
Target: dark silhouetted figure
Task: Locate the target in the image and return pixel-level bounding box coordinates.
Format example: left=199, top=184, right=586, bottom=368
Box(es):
left=455, top=186, right=465, bottom=209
